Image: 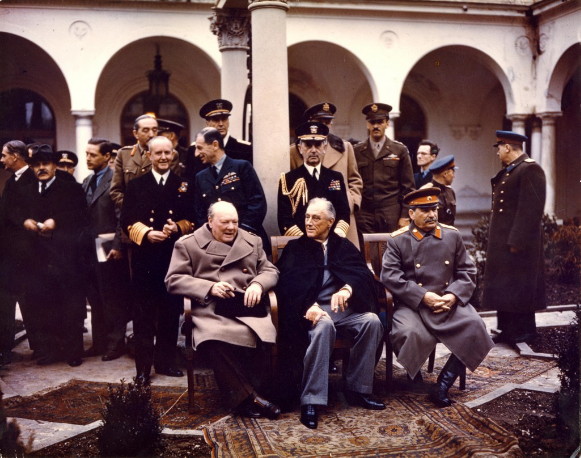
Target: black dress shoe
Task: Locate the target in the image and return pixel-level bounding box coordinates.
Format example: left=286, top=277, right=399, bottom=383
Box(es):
left=68, top=358, right=83, bottom=367
left=236, top=402, right=263, bottom=419
left=155, top=366, right=184, bottom=377
left=251, top=395, right=281, bottom=420
left=102, top=349, right=124, bottom=361
left=344, top=390, right=386, bottom=410
left=300, top=404, right=318, bottom=429
left=491, top=332, right=509, bottom=344
left=136, top=373, right=151, bottom=384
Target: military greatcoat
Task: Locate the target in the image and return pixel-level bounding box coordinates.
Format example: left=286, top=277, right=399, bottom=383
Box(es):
left=354, top=137, right=415, bottom=233
left=381, top=223, right=493, bottom=378
left=482, top=154, right=546, bottom=313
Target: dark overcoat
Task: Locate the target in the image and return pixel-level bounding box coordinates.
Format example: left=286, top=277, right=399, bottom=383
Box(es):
left=381, top=223, right=493, bottom=377
left=165, top=225, right=277, bottom=348
left=277, top=165, right=350, bottom=236
left=225, top=136, right=253, bottom=164
left=275, top=234, right=378, bottom=400
left=482, top=154, right=546, bottom=313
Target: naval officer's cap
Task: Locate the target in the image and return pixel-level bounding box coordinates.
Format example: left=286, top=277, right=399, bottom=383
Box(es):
left=304, top=102, right=337, bottom=121
left=494, top=130, right=528, bottom=147
left=199, top=99, right=233, bottom=119
left=56, top=150, right=78, bottom=167
left=295, top=122, right=329, bottom=141
left=157, top=119, right=185, bottom=134
left=403, top=188, right=441, bottom=209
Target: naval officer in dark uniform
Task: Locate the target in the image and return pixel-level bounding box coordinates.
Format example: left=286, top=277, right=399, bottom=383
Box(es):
left=422, top=155, right=457, bottom=226
left=278, top=122, right=350, bottom=238
left=381, top=188, right=494, bottom=407
left=199, top=99, right=253, bottom=164
left=482, top=130, right=546, bottom=344
left=121, top=136, right=195, bottom=380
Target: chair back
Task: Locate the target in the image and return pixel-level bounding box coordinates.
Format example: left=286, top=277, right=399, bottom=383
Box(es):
left=271, top=235, right=300, bottom=263
left=362, top=232, right=390, bottom=279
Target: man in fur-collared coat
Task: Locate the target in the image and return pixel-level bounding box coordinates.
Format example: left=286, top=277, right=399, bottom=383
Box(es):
left=165, top=201, right=281, bottom=420
left=381, top=188, right=494, bottom=407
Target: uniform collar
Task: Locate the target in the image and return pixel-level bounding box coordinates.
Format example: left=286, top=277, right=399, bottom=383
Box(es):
left=410, top=222, right=442, bottom=240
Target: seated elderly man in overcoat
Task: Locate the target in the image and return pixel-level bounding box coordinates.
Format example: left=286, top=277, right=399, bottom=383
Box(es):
left=381, top=188, right=494, bottom=407
left=275, top=197, right=385, bottom=430
left=165, top=201, right=280, bottom=419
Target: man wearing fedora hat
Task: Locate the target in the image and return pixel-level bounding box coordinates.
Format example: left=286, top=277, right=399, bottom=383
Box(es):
left=381, top=188, right=493, bottom=407
left=482, top=130, right=546, bottom=345
left=354, top=103, right=415, bottom=234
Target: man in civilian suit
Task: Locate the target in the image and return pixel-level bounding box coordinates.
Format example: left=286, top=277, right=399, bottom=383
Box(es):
left=0, top=140, right=38, bottom=364
left=278, top=122, right=350, bottom=239
left=82, top=138, right=131, bottom=361
left=121, top=136, right=195, bottom=380
left=193, top=127, right=269, bottom=253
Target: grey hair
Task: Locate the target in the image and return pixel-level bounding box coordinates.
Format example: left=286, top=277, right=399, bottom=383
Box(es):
left=207, top=200, right=237, bottom=219
left=147, top=135, right=172, bottom=151
left=307, top=197, right=336, bottom=220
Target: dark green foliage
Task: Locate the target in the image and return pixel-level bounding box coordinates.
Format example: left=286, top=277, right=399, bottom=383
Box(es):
left=98, top=377, right=162, bottom=457
left=0, top=391, right=28, bottom=458
left=545, top=221, right=581, bottom=285
left=468, top=214, right=490, bottom=309
left=555, top=309, right=580, bottom=447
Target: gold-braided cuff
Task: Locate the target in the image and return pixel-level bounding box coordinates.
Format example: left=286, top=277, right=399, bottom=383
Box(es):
left=283, top=225, right=304, bottom=237
left=176, top=219, right=194, bottom=235
left=128, top=222, right=151, bottom=246
left=334, top=220, right=349, bottom=238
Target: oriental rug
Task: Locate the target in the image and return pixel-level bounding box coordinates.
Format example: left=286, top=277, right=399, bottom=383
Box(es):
left=4, top=374, right=227, bottom=429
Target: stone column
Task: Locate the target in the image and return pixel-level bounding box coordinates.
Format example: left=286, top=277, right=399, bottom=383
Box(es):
left=389, top=111, right=400, bottom=141
left=507, top=113, right=528, bottom=154
left=210, top=9, right=250, bottom=139
left=249, top=0, right=289, bottom=236
left=530, top=117, right=542, bottom=162
left=539, top=112, right=562, bottom=216
left=72, top=110, right=94, bottom=181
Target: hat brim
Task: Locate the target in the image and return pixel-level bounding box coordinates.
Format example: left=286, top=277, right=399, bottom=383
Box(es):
left=298, top=134, right=327, bottom=141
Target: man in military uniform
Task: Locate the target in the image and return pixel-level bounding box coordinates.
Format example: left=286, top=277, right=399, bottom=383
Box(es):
left=110, top=114, right=181, bottom=209
left=56, top=150, right=78, bottom=176
left=381, top=188, right=494, bottom=407
left=121, top=136, right=195, bottom=380
left=193, top=127, right=269, bottom=252
left=199, top=99, right=253, bottom=163
left=482, top=130, right=546, bottom=345
left=289, top=102, right=363, bottom=248
left=157, top=118, right=197, bottom=182
left=278, top=122, right=350, bottom=239
left=422, top=155, right=457, bottom=226
left=354, top=103, right=415, bottom=234
left=414, top=140, right=440, bottom=188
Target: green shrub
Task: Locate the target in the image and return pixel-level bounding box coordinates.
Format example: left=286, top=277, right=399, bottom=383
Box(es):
left=468, top=215, right=490, bottom=309
left=98, top=377, right=162, bottom=457
left=545, top=221, right=581, bottom=285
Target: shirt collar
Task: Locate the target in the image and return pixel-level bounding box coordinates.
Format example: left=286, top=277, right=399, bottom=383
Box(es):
left=14, top=165, right=29, bottom=181
left=214, top=154, right=227, bottom=173
left=304, top=163, right=322, bottom=177
left=39, top=176, right=56, bottom=192
left=223, top=133, right=231, bottom=147
left=151, top=169, right=170, bottom=185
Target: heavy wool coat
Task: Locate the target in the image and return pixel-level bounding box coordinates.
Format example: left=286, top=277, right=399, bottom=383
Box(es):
left=165, top=225, right=278, bottom=349
left=290, top=134, right=363, bottom=247
left=381, top=223, right=493, bottom=378
left=482, top=154, right=546, bottom=313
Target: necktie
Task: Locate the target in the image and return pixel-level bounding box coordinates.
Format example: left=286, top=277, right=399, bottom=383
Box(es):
left=89, top=174, right=98, bottom=193
left=159, top=177, right=164, bottom=187
left=40, top=182, right=47, bottom=195
left=211, top=166, right=218, bottom=179
left=313, top=168, right=318, bottom=181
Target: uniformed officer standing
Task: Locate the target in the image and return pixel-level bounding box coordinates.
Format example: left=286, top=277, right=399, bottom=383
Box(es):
left=121, top=136, right=195, bottom=380
left=422, top=155, right=457, bottom=226
left=482, top=130, right=546, bottom=344
left=110, top=114, right=181, bottom=209
left=193, top=127, right=269, bottom=252
left=157, top=118, right=197, bottom=183
left=354, top=103, right=415, bottom=234
left=290, top=103, right=363, bottom=248
left=56, top=150, right=78, bottom=176
left=199, top=99, right=253, bottom=163
left=278, top=122, right=350, bottom=239
left=381, top=188, right=494, bottom=407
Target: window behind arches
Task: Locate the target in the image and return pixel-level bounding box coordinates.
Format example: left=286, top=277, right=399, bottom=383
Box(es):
left=0, top=89, right=56, bottom=147
left=396, top=94, right=426, bottom=173
left=120, top=92, right=189, bottom=147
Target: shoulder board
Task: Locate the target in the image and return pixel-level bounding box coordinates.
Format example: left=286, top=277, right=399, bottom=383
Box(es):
left=439, top=223, right=458, bottom=232
left=118, top=145, right=133, bottom=151
left=238, top=139, right=251, bottom=146
left=390, top=226, right=408, bottom=237
left=524, top=158, right=536, bottom=163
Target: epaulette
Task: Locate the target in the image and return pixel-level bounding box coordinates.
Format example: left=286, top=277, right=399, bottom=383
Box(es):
left=238, top=139, right=251, bottom=146
left=524, top=158, right=536, bottom=163
left=390, top=226, right=408, bottom=237
left=439, top=223, right=459, bottom=231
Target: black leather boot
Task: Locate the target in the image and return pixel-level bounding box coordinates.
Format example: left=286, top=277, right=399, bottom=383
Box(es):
left=429, top=354, right=464, bottom=407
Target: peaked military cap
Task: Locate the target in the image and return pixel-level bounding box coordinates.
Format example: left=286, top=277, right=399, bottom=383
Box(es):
left=362, top=102, right=392, bottom=121
left=494, top=130, right=528, bottom=146
left=429, top=154, right=457, bottom=174
left=403, top=187, right=441, bottom=209
left=157, top=118, right=185, bottom=134
left=304, top=102, right=336, bottom=121
left=199, top=99, right=233, bottom=119
left=56, top=150, right=78, bottom=166
left=28, top=144, right=56, bottom=164
left=295, top=121, right=329, bottom=141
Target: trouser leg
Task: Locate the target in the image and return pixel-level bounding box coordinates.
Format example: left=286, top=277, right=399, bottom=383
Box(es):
left=153, top=294, right=180, bottom=370
left=100, top=258, right=130, bottom=352
left=133, top=293, right=155, bottom=376
left=337, top=312, right=383, bottom=394
left=301, top=315, right=335, bottom=406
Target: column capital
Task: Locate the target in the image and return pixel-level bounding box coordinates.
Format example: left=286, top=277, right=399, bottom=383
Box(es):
left=248, top=0, right=289, bottom=12
left=210, top=8, right=250, bottom=51
left=537, top=111, right=563, bottom=122
left=71, top=110, right=95, bottom=118
left=506, top=113, right=529, bottom=123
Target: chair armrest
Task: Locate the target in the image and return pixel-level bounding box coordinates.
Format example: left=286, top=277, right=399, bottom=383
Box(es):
left=268, top=290, right=278, bottom=331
